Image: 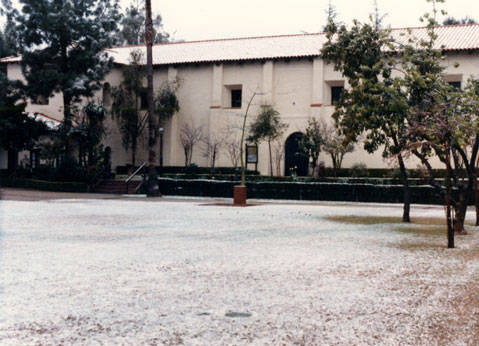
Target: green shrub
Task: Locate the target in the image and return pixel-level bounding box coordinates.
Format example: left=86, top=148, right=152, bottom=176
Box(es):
left=350, top=163, right=369, bottom=177
left=157, top=177, right=448, bottom=205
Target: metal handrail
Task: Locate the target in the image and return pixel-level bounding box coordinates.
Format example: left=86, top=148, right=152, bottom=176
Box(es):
left=125, top=162, right=147, bottom=194
left=125, top=162, right=147, bottom=183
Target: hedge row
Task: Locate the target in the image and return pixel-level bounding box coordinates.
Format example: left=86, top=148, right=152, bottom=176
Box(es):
left=1, top=165, right=108, bottom=183
left=115, top=166, right=457, bottom=180
left=158, top=174, right=447, bottom=186
left=0, top=176, right=459, bottom=205
left=1, top=178, right=88, bottom=193
left=324, top=168, right=454, bottom=178
left=158, top=178, right=446, bottom=205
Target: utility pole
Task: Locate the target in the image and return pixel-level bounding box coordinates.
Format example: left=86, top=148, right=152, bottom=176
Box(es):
left=145, top=0, right=159, bottom=196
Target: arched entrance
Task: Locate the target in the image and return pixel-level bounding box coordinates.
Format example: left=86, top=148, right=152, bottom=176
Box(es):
left=285, top=132, right=308, bottom=176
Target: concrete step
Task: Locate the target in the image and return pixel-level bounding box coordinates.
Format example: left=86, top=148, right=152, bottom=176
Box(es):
left=94, top=180, right=142, bottom=194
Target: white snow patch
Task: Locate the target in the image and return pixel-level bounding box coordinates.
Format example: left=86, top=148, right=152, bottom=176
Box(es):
left=0, top=199, right=478, bottom=344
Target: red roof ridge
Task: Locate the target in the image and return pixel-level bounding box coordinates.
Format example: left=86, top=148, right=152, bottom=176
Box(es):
left=34, top=112, right=61, bottom=123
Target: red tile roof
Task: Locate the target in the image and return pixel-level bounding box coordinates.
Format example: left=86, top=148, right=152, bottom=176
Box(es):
left=2, top=24, right=479, bottom=66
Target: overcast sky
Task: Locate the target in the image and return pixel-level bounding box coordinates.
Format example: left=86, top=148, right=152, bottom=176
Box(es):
left=3, top=0, right=479, bottom=41
left=139, top=0, right=479, bottom=41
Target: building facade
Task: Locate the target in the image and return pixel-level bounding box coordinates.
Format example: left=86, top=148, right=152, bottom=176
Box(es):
left=2, top=24, right=479, bottom=175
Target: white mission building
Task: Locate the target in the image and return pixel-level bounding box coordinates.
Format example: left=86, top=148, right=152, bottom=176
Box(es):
left=2, top=24, right=479, bottom=175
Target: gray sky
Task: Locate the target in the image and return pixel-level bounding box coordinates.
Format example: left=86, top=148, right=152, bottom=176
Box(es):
left=3, top=0, right=479, bottom=41
left=145, top=0, right=479, bottom=40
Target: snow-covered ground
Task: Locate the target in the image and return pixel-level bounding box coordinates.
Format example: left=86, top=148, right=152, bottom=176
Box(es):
left=0, top=197, right=478, bottom=345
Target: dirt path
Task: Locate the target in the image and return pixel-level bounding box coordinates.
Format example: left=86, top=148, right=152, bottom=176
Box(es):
left=434, top=248, right=479, bottom=345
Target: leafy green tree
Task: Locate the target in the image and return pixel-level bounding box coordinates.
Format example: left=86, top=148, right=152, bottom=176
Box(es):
left=299, top=118, right=322, bottom=176
left=404, top=77, right=479, bottom=246
left=403, top=64, right=479, bottom=239
left=119, top=0, right=169, bottom=45
left=3, top=0, right=121, bottom=157
left=248, top=106, right=288, bottom=177
left=0, top=74, right=49, bottom=170
left=322, top=0, right=339, bottom=32
left=321, top=17, right=413, bottom=222
left=70, top=102, right=107, bottom=168
left=155, top=82, right=180, bottom=127
left=112, top=51, right=179, bottom=166
left=111, top=51, right=147, bottom=166
left=397, top=0, right=479, bottom=242
left=0, top=21, right=18, bottom=58
left=442, top=16, right=476, bottom=25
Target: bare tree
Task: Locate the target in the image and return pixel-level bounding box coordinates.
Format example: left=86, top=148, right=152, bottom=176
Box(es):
left=321, top=121, right=354, bottom=175
left=224, top=125, right=241, bottom=169
left=179, top=122, right=202, bottom=166
left=201, top=131, right=225, bottom=172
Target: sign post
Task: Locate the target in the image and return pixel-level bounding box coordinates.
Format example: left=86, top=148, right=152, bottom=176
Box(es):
left=245, top=144, right=258, bottom=172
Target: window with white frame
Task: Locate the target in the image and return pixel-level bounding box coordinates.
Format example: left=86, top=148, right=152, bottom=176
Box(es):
left=224, top=85, right=243, bottom=108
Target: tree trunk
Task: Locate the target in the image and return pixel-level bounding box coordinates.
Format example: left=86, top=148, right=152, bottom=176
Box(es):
left=445, top=151, right=454, bottom=248
left=475, top=168, right=479, bottom=226
left=145, top=0, right=159, bottom=197
left=62, top=93, right=73, bottom=158
left=453, top=190, right=468, bottom=235
left=184, top=148, right=188, bottom=167
left=211, top=147, right=216, bottom=174
left=130, top=138, right=137, bottom=167
left=311, top=158, right=318, bottom=178
left=330, top=154, right=337, bottom=177
left=188, top=146, right=193, bottom=165
left=397, top=153, right=411, bottom=223
left=268, top=140, right=273, bottom=177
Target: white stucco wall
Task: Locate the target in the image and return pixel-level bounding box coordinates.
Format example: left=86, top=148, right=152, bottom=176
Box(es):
left=5, top=49, right=479, bottom=175
left=7, top=64, right=64, bottom=121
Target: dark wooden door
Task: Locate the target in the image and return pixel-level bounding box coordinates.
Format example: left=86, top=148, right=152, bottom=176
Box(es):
left=285, top=132, right=308, bottom=176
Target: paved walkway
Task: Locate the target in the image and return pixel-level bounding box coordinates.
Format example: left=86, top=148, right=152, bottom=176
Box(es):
left=0, top=188, right=125, bottom=201
left=0, top=188, right=228, bottom=204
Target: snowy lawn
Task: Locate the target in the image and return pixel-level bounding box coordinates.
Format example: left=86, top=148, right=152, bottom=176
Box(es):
left=1, top=196, right=478, bottom=345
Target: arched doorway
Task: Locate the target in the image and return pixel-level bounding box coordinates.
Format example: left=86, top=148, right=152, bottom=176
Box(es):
left=285, top=132, right=308, bottom=176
